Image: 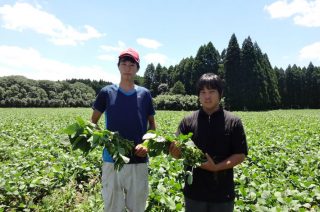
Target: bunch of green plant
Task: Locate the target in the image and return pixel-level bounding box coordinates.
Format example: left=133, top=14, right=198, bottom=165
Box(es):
left=63, top=117, right=134, bottom=171
left=174, top=132, right=207, bottom=184
left=1, top=109, right=320, bottom=211
left=174, top=133, right=206, bottom=167
left=142, top=131, right=206, bottom=184
left=141, top=131, right=173, bottom=156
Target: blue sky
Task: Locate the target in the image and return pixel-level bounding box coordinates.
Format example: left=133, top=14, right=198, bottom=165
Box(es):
left=0, top=0, right=319, bottom=83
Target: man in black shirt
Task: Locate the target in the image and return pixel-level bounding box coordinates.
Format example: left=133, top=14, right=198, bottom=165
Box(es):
left=169, top=73, right=248, bottom=212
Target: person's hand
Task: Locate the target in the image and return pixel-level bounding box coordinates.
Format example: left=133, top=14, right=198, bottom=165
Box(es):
left=200, top=153, right=217, bottom=172
left=169, top=141, right=181, bottom=159
left=135, top=144, right=148, bottom=157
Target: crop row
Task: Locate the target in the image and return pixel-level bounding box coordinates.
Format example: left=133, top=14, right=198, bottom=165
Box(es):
left=0, top=108, right=319, bottom=211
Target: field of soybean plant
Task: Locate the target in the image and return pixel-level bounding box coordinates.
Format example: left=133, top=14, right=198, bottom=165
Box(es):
left=0, top=108, right=319, bottom=211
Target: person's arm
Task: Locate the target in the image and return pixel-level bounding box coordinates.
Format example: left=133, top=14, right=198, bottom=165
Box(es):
left=135, top=115, right=156, bottom=157
left=169, top=142, right=182, bottom=159
left=200, top=153, right=245, bottom=172
left=91, top=87, right=107, bottom=126
left=147, top=115, right=156, bottom=130
left=91, top=109, right=102, bottom=125
left=169, top=117, right=188, bottom=159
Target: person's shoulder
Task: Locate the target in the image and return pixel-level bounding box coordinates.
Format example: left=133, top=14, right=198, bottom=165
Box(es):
left=101, top=84, right=117, bottom=92
left=135, top=85, right=150, bottom=92
left=184, top=110, right=200, bottom=121
left=135, top=85, right=152, bottom=96
left=223, top=109, right=242, bottom=123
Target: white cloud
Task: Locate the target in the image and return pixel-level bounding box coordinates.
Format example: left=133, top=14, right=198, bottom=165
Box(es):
left=98, top=41, right=126, bottom=62
left=97, top=54, right=116, bottom=61
left=0, top=2, right=104, bottom=45
left=299, top=42, right=320, bottom=60
left=137, top=38, right=162, bottom=49
left=100, top=41, right=126, bottom=52
left=264, top=0, right=320, bottom=27
left=0, top=45, right=119, bottom=83
left=144, top=53, right=168, bottom=65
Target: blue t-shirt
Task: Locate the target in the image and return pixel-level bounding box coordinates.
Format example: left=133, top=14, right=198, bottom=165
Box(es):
left=92, top=84, right=155, bottom=163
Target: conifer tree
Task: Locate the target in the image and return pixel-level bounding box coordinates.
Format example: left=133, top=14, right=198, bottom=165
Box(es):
left=143, top=63, right=155, bottom=94
left=224, top=34, right=242, bottom=110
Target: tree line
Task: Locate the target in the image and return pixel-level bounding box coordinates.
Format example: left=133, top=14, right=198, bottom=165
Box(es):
left=143, top=34, right=320, bottom=110
left=0, top=76, right=111, bottom=107
left=1, top=34, right=319, bottom=110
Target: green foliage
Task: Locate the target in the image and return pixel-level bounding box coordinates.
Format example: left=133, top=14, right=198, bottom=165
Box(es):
left=66, top=78, right=112, bottom=95
left=142, top=131, right=206, bottom=170
left=134, top=75, right=144, bottom=86
left=153, top=94, right=199, bottom=111
left=142, top=131, right=172, bottom=157
left=142, top=131, right=206, bottom=185
left=172, top=133, right=206, bottom=185
left=2, top=34, right=320, bottom=109
left=141, top=34, right=320, bottom=110
left=192, top=42, right=220, bottom=84
left=157, top=83, right=169, bottom=94
left=285, top=65, right=305, bottom=108
left=174, top=133, right=206, bottom=168
left=2, top=34, right=320, bottom=110
left=170, top=81, right=185, bottom=95
left=143, top=63, right=157, bottom=96
left=304, top=63, right=320, bottom=108
left=0, top=108, right=103, bottom=210
left=1, top=109, right=320, bottom=211
left=224, top=34, right=242, bottom=110
left=0, top=76, right=98, bottom=107
left=63, top=117, right=134, bottom=171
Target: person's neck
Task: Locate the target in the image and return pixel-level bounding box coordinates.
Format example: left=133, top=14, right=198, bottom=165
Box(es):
left=202, top=105, right=220, bottom=115
left=119, top=80, right=135, bottom=92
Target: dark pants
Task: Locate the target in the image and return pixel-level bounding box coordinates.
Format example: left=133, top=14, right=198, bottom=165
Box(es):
left=185, top=197, right=234, bottom=212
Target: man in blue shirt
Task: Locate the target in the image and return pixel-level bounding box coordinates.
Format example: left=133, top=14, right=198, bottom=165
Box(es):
left=91, top=48, right=156, bottom=212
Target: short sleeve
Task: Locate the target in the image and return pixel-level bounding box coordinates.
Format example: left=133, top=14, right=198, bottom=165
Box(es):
left=92, top=89, right=108, bottom=113
left=231, top=119, right=248, bottom=155
left=176, top=117, right=188, bottom=135
left=146, top=91, right=155, bottom=116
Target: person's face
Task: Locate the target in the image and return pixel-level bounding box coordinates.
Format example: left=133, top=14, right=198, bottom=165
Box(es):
left=199, top=87, right=220, bottom=113
left=118, top=59, right=138, bottom=80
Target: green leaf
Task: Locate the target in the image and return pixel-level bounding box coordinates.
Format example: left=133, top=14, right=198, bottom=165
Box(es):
left=62, top=123, right=80, bottom=135
left=76, top=116, right=86, bottom=127
left=120, top=154, right=130, bottom=164
left=118, top=147, right=125, bottom=155
left=141, top=140, right=149, bottom=148
left=187, top=171, right=193, bottom=185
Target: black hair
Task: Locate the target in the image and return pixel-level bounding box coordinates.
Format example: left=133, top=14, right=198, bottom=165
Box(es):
left=117, top=56, right=140, bottom=70
left=196, top=73, right=223, bottom=98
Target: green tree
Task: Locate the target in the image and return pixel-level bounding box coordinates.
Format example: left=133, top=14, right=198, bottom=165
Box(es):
left=158, top=83, right=169, bottom=94
left=240, top=37, right=257, bottom=110
left=275, top=67, right=286, bottom=107
left=134, top=75, right=144, bottom=86
left=305, top=63, right=320, bottom=108
left=170, top=81, right=185, bottom=95
left=166, top=65, right=175, bottom=88
left=240, top=37, right=274, bottom=110
left=143, top=63, right=155, bottom=94
left=0, top=87, right=4, bottom=100
left=192, top=42, right=220, bottom=85
left=254, top=43, right=280, bottom=109
left=174, top=57, right=194, bottom=95
left=224, top=34, right=242, bottom=110
left=285, top=65, right=304, bottom=108
left=150, top=64, right=163, bottom=96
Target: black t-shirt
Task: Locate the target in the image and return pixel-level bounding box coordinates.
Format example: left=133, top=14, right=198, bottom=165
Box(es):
left=177, top=107, right=248, bottom=202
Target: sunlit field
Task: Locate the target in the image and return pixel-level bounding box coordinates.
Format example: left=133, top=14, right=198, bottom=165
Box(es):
left=0, top=108, right=319, bottom=211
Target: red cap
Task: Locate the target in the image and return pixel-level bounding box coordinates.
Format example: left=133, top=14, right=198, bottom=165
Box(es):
left=119, top=48, right=140, bottom=64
